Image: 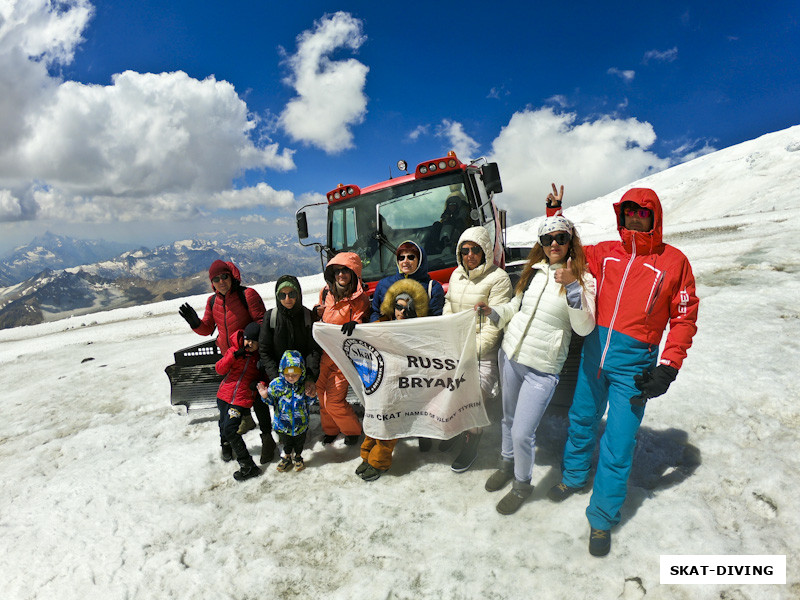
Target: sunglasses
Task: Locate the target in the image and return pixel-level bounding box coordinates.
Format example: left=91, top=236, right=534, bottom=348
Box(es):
left=624, top=207, right=653, bottom=218
left=332, top=267, right=349, bottom=274
left=460, top=246, right=483, bottom=256
left=539, top=233, right=571, bottom=246
left=211, top=273, right=230, bottom=283
left=394, top=302, right=409, bottom=312
left=278, top=290, right=298, bottom=300
left=397, top=254, right=418, bottom=262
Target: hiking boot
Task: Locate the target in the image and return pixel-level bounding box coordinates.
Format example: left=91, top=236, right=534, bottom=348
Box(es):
left=233, top=463, right=262, bottom=482
left=237, top=414, right=257, bottom=435
left=589, top=528, right=611, bottom=557
left=276, top=456, right=293, bottom=472
left=293, top=456, right=305, bottom=472
left=547, top=482, right=582, bottom=502
left=451, top=431, right=482, bottom=473
left=321, top=434, right=338, bottom=445
left=485, top=458, right=514, bottom=492
left=496, top=479, right=534, bottom=515
left=439, top=436, right=458, bottom=452
left=355, top=460, right=369, bottom=476
left=360, top=465, right=384, bottom=482
left=220, top=442, right=234, bottom=462
left=418, top=437, right=432, bottom=452
left=344, top=434, right=361, bottom=446
left=259, top=433, right=276, bottom=464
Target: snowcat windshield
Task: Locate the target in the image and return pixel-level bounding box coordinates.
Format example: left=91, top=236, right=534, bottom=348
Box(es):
left=328, top=172, right=475, bottom=282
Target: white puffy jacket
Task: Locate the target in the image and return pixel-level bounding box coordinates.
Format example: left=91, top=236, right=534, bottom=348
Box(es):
left=495, top=261, right=596, bottom=374
left=443, top=226, right=513, bottom=355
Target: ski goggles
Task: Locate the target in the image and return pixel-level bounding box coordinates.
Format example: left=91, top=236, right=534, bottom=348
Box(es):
left=278, top=290, right=298, bottom=300
left=283, top=367, right=302, bottom=376
left=460, top=246, right=483, bottom=256
left=211, top=273, right=230, bottom=283
left=539, top=232, right=571, bottom=246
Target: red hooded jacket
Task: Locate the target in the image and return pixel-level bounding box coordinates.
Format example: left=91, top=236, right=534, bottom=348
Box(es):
left=215, top=330, right=260, bottom=408
left=193, top=261, right=266, bottom=353
left=548, top=188, right=698, bottom=369
left=318, top=252, right=371, bottom=326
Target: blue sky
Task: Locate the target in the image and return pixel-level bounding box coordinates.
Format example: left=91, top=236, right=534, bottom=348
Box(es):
left=0, top=0, right=798, bottom=254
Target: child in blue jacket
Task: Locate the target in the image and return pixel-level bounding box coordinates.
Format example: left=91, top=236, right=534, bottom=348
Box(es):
left=257, top=350, right=315, bottom=472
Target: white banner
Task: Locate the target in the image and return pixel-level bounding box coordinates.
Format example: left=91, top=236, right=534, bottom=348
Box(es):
left=312, top=311, right=489, bottom=440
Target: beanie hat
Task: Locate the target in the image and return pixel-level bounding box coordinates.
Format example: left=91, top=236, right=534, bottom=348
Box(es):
left=209, top=260, right=230, bottom=281
left=538, top=216, right=574, bottom=238
left=276, top=280, right=299, bottom=294
left=243, top=322, right=260, bottom=341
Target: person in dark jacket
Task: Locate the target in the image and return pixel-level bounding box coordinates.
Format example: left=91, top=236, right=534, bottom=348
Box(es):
left=179, top=259, right=269, bottom=444
left=215, top=322, right=263, bottom=482
left=368, top=241, right=445, bottom=322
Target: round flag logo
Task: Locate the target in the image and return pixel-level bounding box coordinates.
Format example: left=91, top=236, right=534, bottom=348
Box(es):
left=343, top=338, right=384, bottom=395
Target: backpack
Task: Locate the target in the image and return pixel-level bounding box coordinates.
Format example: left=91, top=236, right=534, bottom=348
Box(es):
left=268, top=306, right=313, bottom=330
left=209, top=286, right=253, bottom=319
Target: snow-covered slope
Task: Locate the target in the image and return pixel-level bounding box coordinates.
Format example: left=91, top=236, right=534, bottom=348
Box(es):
left=1, top=126, right=799, bottom=599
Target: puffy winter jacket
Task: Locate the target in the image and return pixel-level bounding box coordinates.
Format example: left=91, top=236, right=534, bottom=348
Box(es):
left=548, top=188, right=699, bottom=369
left=258, top=274, right=321, bottom=383
left=193, top=261, right=266, bottom=353
left=494, top=261, right=596, bottom=374
left=443, top=226, right=513, bottom=355
left=369, top=241, right=445, bottom=321
left=319, top=252, right=371, bottom=326
left=215, top=330, right=261, bottom=408
left=264, top=350, right=315, bottom=436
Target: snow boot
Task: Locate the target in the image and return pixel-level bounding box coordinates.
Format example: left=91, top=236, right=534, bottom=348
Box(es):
left=360, top=465, right=385, bottom=482
left=438, top=436, right=458, bottom=452
left=233, top=458, right=262, bottom=482
left=276, top=456, right=293, bottom=472
left=589, top=528, right=611, bottom=557
left=259, top=433, right=276, bottom=464
left=220, top=442, right=234, bottom=462
left=418, top=437, right=432, bottom=452
left=355, top=460, right=369, bottom=476
left=344, top=434, right=361, bottom=446
left=485, top=458, right=514, bottom=492
left=547, top=481, right=582, bottom=502
left=451, top=431, right=482, bottom=473
left=237, top=413, right=257, bottom=435
left=496, top=479, right=534, bottom=515
left=321, top=434, right=338, bottom=445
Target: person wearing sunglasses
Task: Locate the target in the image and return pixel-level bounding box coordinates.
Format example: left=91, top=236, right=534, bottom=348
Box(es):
left=255, top=274, right=322, bottom=464
left=354, top=278, right=431, bottom=482
left=369, top=241, right=445, bottom=323
left=441, top=226, right=513, bottom=472
left=475, top=216, right=596, bottom=516
left=315, top=252, right=371, bottom=446
left=543, top=185, right=699, bottom=557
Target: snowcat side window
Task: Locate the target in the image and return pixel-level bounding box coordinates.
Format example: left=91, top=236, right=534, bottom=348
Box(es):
left=331, top=206, right=358, bottom=251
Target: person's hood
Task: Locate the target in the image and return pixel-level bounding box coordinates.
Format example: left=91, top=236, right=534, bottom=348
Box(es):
left=323, top=251, right=363, bottom=285
left=209, top=260, right=242, bottom=292
left=394, top=240, right=430, bottom=281
left=379, top=278, right=430, bottom=319
left=613, top=188, right=665, bottom=255
left=278, top=349, right=306, bottom=381
left=274, top=274, right=303, bottom=316
left=454, top=226, right=495, bottom=276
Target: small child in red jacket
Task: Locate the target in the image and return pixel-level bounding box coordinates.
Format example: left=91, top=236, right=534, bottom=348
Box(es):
left=216, top=322, right=263, bottom=482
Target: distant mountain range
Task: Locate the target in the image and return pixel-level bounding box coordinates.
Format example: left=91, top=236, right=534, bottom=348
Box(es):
left=0, top=232, right=323, bottom=329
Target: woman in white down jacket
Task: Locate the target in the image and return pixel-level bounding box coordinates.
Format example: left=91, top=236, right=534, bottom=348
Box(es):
left=476, top=215, right=596, bottom=515
left=442, top=226, right=512, bottom=473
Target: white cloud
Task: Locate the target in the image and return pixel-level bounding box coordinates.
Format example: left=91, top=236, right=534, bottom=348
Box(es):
left=488, top=107, right=670, bottom=223
left=407, top=125, right=429, bottom=142
left=608, top=67, right=635, bottom=82
left=0, top=0, right=296, bottom=224
left=435, top=119, right=479, bottom=162
left=643, top=47, right=678, bottom=64
left=0, top=189, right=23, bottom=219
left=279, top=12, right=368, bottom=154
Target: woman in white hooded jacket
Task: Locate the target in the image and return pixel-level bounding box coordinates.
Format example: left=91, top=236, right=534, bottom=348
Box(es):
left=442, top=226, right=513, bottom=472
left=476, top=216, right=596, bottom=515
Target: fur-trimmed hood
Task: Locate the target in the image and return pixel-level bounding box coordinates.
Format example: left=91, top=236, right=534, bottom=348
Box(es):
left=379, top=278, right=430, bottom=319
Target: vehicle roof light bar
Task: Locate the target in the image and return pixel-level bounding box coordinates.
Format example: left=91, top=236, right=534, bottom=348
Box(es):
left=327, top=183, right=362, bottom=203
left=415, top=151, right=463, bottom=178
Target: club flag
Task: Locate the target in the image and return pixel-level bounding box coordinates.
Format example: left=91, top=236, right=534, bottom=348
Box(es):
left=312, top=311, right=489, bottom=440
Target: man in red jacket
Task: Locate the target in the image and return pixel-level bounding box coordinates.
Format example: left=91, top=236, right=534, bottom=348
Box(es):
left=215, top=322, right=264, bottom=481
left=545, top=186, right=699, bottom=557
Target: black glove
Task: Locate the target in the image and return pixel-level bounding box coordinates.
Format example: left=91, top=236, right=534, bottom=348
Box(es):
left=630, top=365, right=678, bottom=406
left=234, top=348, right=246, bottom=358
left=178, top=303, right=201, bottom=329
left=341, top=321, right=357, bottom=336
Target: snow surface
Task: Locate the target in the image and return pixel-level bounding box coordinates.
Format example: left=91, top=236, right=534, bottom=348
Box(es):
left=2, top=126, right=799, bottom=599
